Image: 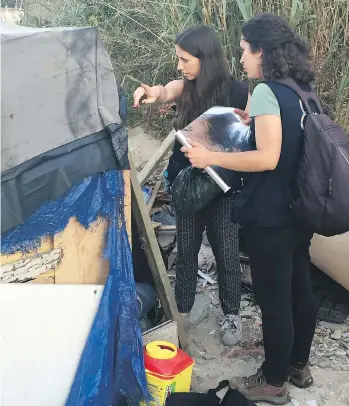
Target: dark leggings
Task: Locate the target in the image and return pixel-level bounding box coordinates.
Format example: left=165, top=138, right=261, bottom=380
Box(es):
left=244, top=223, right=317, bottom=384
left=175, top=195, right=241, bottom=315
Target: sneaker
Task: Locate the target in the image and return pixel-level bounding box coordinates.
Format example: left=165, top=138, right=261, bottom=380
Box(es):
left=231, top=369, right=290, bottom=405
left=218, top=314, right=242, bottom=346
left=289, top=364, right=314, bottom=388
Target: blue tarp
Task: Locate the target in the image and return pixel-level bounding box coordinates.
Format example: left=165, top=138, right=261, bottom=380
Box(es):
left=1, top=170, right=149, bottom=405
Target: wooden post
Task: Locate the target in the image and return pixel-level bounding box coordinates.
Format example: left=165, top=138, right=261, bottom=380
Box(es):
left=130, top=157, right=187, bottom=349
left=138, top=129, right=175, bottom=187
left=146, top=180, right=162, bottom=213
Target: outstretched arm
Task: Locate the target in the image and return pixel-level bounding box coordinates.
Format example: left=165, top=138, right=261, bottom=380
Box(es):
left=133, top=80, right=184, bottom=107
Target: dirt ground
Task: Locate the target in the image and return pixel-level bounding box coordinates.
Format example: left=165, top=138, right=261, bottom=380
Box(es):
left=187, top=291, right=349, bottom=406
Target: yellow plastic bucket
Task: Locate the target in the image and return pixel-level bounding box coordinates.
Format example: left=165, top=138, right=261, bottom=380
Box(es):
left=140, top=341, right=194, bottom=405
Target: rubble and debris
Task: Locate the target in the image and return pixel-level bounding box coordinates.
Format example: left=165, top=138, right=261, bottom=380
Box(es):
left=198, top=270, right=216, bottom=285
left=240, top=309, right=254, bottom=318
left=185, top=296, right=210, bottom=331
left=331, top=329, right=342, bottom=340
left=311, top=264, right=349, bottom=324
left=198, top=244, right=215, bottom=272
left=306, top=401, right=318, bottom=406
left=151, top=204, right=175, bottom=226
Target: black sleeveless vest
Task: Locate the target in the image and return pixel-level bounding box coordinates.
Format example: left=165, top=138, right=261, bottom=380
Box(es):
left=232, top=82, right=311, bottom=228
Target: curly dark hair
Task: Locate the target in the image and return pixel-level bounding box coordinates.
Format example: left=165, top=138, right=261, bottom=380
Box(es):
left=242, top=13, right=315, bottom=84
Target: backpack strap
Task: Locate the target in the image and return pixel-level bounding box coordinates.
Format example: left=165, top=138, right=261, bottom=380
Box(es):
left=268, top=78, right=323, bottom=115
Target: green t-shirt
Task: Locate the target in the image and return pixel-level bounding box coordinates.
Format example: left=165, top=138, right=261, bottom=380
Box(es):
left=249, top=83, right=280, bottom=118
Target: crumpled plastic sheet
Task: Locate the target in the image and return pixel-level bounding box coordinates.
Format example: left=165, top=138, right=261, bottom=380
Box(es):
left=1, top=170, right=149, bottom=405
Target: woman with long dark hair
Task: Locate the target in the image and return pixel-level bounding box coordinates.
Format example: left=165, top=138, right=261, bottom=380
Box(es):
left=182, top=14, right=317, bottom=404
left=134, top=25, right=250, bottom=346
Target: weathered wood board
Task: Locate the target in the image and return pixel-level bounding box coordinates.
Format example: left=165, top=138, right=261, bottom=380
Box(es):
left=0, top=170, right=131, bottom=285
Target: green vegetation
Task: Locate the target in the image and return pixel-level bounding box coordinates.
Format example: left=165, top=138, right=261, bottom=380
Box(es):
left=23, top=0, right=349, bottom=133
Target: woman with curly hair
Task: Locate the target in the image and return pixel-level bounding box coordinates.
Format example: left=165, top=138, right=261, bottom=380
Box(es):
left=182, top=13, right=317, bottom=404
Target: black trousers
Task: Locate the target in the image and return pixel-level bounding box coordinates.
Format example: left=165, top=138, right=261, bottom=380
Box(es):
left=244, top=222, right=317, bottom=384
left=175, top=194, right=241, bottom=315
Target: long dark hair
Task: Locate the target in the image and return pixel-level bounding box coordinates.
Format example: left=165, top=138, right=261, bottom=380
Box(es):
left=242, top=13, right=314, bottom=84
left=175, top=25, right=232, bottom=129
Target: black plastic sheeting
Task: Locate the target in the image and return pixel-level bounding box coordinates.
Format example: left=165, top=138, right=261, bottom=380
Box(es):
left=1, top=84, right=129, bottom=234
left=1, top=129, right=122, bottom=233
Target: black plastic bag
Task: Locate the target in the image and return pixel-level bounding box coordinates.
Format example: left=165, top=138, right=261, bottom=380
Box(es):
left=165, top=380, right=257, bottom=406
left=165, top=391, right=220, bottom=406
left=171, top=166, right=221, bottom=215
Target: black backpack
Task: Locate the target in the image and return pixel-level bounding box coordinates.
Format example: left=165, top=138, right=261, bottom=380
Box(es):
left=273, top=78, right=349, bottom=237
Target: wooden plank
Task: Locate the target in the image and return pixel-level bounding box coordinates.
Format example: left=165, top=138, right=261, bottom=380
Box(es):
left=138, top=129, right=175, bottom=187
left=44, top=170, right=130, bottom=285
left=142, top=320, right=178, bottom=347
left=53, top=217, right=109, bottom=285
left=0, top=236, right=53, bottom=266
left=51, top=170, right=131, bottom=284
left=2, top=170, right=131, bottom=285
left=0, top=249, right=61, bottom=283
left=31, top=269, right=55, bottom=284
left=130, top=157, right=187, bottom=349
left=146, top=180, right=162, bottom=213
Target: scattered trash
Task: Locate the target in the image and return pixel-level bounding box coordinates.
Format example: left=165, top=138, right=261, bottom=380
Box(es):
left=311, top=264, right=349, bottom=324
left=198, top=270, right=216, bottom=285
left=209, top=292, right=220, bottom=306
left=240, top=309, right=254, bottom=318
left=306, top=401, right=318, bottom=406
left=198, top=244, right=215, bottom=273
left=151, top=205, right=176, bottom=226
left=331, top=329, right=342, bottom=340
left=142, top=186, right=152, bottom=204
left=291, top=397, right=319, bottom=406
left=151, top=205, right=176, bottom=252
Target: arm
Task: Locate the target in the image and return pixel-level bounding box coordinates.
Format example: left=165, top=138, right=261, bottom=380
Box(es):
left=156, top=80, right=184, bottom=103
left=208, top=114, right=282, bottom=171
left=133, top=80, right=184, bottom=107
left=234, top=93, right=252, bottom=124
left=181, top=84, right=282, bottom=171
left=181, top=115, right=282, bottom=171
left=245, top=93, right=252, bottom=114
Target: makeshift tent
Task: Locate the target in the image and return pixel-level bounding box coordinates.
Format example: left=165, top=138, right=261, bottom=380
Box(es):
left=1, top=23, right=148, bottom=405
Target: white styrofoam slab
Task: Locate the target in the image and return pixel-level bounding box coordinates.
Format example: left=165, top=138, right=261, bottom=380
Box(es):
left=0, top=284, right=103, bottom=406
